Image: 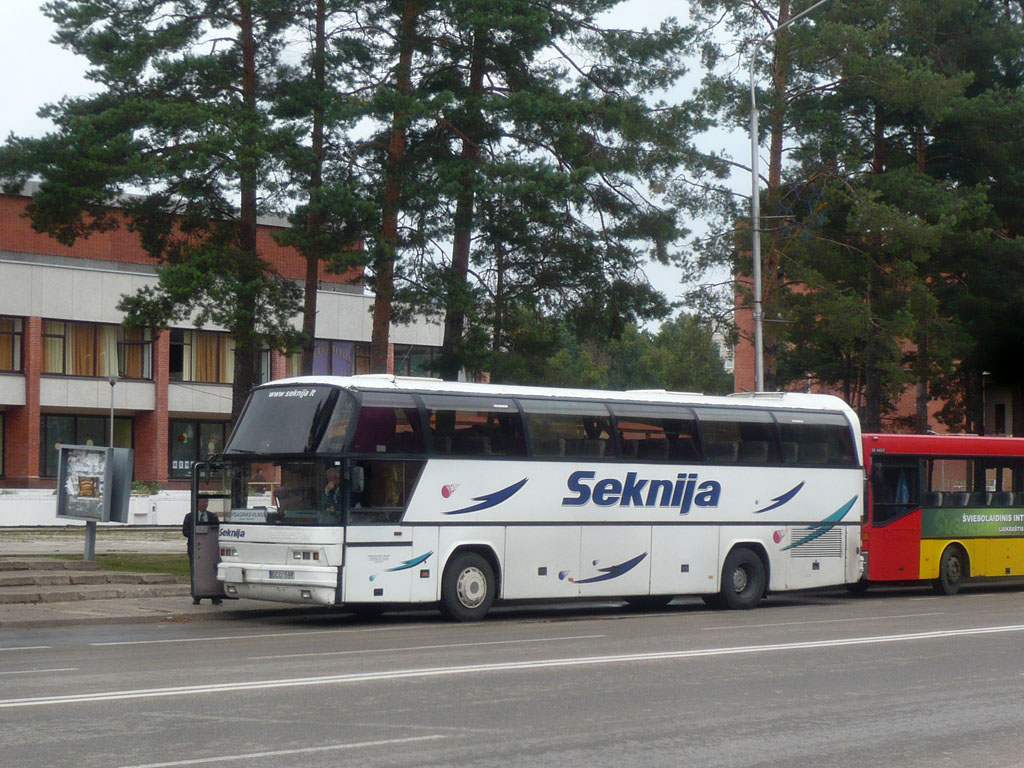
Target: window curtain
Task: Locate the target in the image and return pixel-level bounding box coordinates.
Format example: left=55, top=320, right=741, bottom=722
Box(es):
left=43, top=321, right=65, bottom=374
left=222, top=337, right=234, bottom=383
left=121, top=327, right=151, bottom=379
left=69, top=323, right=95, bottom=375
left=98, top=326, right=119, bottom=377
left=0, top=318, right=13, bottom=370
left=193, top=332, right=219, bottom=382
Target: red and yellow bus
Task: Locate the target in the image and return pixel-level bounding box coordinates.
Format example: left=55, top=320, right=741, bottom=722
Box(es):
left=862, top=432, right=1024, bottom=594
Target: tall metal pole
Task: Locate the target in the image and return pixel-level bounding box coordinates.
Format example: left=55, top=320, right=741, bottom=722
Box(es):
left=749, top=0, right=831, bottom=392
left=109, top=377, right=116, bottom=445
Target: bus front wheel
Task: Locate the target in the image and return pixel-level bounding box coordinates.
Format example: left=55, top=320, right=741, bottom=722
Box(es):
left=932, top=546, right=966, bottom=596
left=441, top=551, right=495, bottom=622
left=718, top=547, right=766, bottom=610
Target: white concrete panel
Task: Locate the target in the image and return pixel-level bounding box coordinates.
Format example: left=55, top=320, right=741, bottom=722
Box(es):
left=70, top=270, right=106, bottom=321
left=36, top=377, right=154, bottom=411
left=0, top=263, right=35, bottom=315
left=0, top=374, right=26, bottom=405
left=168, top=382, right=233, bottom=416
left=38, top=267, right=75, bottom=319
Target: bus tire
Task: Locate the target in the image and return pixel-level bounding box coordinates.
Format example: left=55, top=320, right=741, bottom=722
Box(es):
left=932, top=546, right=967, bottom=596
left=441, top=551, right=495, bottom=622
left=719, top=547, right=766, bottom=610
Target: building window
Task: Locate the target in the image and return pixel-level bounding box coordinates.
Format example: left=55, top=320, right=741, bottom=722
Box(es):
left=0, top=317, right=23, bottom=372
left=41, top=320, right=152, bottom=379
left=170, top=420, right=228, bottom=477
left=287, top=340, right=371, bottom=377
left=169, top=329, right=234, bottom=383
left=394, top=344, right=439, bottom=377
left=40, top=414, right=133, bottom=477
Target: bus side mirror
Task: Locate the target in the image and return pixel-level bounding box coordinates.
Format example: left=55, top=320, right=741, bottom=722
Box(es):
left=350, top=465, right=364, bottom=494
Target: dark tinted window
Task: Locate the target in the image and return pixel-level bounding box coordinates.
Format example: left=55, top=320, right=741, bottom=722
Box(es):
left=349, top=392, right=424, bottom=455
left=774, top=411, right=856, bottom=466
left=521, top=400, right=614, bottom=459
left=422, top=395, right=525, bottom=457
left=226, top=385, right=336, bottom=454
left=610, top=405, right=700, bottom=463
left=696, top=407, right=777, bottom=464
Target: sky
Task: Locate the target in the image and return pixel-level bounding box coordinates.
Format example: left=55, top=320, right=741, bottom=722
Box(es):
left=0, top=2, right=749, bottom=320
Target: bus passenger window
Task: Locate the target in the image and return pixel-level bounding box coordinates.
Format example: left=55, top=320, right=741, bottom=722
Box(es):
left=873, top=465, right=919, bottom=524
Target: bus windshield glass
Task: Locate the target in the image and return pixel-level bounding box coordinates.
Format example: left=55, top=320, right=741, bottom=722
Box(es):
left=226, top=385, right=342, bottom=455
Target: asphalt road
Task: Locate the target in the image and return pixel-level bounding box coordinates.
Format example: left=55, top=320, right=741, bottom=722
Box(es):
left=3, top=585, right=1024, bottom=768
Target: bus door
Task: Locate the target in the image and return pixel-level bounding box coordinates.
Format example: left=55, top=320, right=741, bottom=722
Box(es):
left=189, top=463, right=227, bottom=602
left=867, top=457, right=923, bottom=580
left=341, top=459, right=427, bottom=604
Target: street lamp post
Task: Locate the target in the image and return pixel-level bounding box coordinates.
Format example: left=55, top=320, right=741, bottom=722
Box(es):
left=84, top=376, right=118, bottom=562
left=749, top=0, right=831, bottom=392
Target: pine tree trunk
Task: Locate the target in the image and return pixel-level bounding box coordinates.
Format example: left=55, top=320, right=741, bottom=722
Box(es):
left=233, top=0, right=261, bottom=426
left=439, top=28, right=486, bottom=381
left=372, top=0, right=419, bottom=374
left=761, top=0, right=791, bottom=389
left=300, top=0, right=327, bottom=376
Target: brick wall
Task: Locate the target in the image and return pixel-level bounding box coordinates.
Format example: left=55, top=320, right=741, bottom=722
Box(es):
left=0, top=193, right=363, bottom=286
left=4, top=317, right=41, bottom=485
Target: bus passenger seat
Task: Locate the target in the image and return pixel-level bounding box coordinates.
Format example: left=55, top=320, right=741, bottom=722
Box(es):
left=737, top=440, right=769, bottom=463
left=948, top=491, right=970, bottom=506
left=637, top=439, right=669, bottom=461
left=578, top=438, right=607, bottom=458
left=970, top=491, right=991, bottom=506
left=991, top=491, right=1014, bottom=507
left=704, top=441, right=738, bottom=462
left=921, top=491, right=943, bottom=507
left=801, top=442, right=829, bottom=464
left=781, top=442, right=799, bottom=463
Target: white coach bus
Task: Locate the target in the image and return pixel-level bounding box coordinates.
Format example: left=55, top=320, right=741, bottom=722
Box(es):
left=201, top=375, right=863, bottom=621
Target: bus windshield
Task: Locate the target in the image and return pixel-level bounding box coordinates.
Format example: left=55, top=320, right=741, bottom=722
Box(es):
left=226, top=385, right=350, bottom=455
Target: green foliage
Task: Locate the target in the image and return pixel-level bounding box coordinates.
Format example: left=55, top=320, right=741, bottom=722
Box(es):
left=489, top=311, right=731, bottom=395
left=686, top=0, right=1024, bottom=430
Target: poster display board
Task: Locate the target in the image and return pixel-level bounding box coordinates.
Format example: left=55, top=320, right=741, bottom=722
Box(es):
left=56, top=445, right=134, bottom=523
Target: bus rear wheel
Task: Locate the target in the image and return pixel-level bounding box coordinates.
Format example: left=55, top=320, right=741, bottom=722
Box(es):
left=718, top=547, right=766, bottom=610
left=441, top=551, right=495, bottom=622
left=932, top=546, right=966, bottom=596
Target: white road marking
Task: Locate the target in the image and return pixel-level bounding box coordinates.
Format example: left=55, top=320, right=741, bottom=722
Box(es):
left=0, top=646, right=51, bottom=652
left=0, top=667, right=77, bottom=676
left=4, top=623, right=1023, bottom=710
left=115, top=734, right=445, bottom=768
left=90, top=623, right=428, bottom=647
left=705, top=612, right=945, bottom=630
left=247, top=633, right=605, bottom=660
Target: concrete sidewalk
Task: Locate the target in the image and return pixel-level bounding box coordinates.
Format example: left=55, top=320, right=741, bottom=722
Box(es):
left=0, top=527, right=327, bottom=630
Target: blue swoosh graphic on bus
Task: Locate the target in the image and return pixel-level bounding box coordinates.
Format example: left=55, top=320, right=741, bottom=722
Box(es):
left=369, top=551, right=434, bottom=581
left=386, top=551, right=433, bottom=572
left=755, top=482, right=805, bottom=514
left=781, top=497, right=858, bottom=551
left=443, top=478, right=528, bottom=515
left=568, top=552, right=648, bottom=583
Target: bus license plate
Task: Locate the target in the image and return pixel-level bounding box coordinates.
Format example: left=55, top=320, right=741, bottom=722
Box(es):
left=269, top=570, right=295, bottom=580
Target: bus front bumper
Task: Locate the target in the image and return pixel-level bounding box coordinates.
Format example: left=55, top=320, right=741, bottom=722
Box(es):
left=218, top=563, right=339, bottom=605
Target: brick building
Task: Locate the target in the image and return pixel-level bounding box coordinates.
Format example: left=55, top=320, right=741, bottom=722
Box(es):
left=0, top=185, right=443, bottom=492
left=732, top=279, right=1012, bottom=435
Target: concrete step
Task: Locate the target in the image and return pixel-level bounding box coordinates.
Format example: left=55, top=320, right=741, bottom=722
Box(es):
left=0, top=558, right=100, bottom=572
left=0, top=557, right=186, bottom=604
left=0, top=571, right=177, bottom=587
left=0, top=582, right=191, bottom=605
